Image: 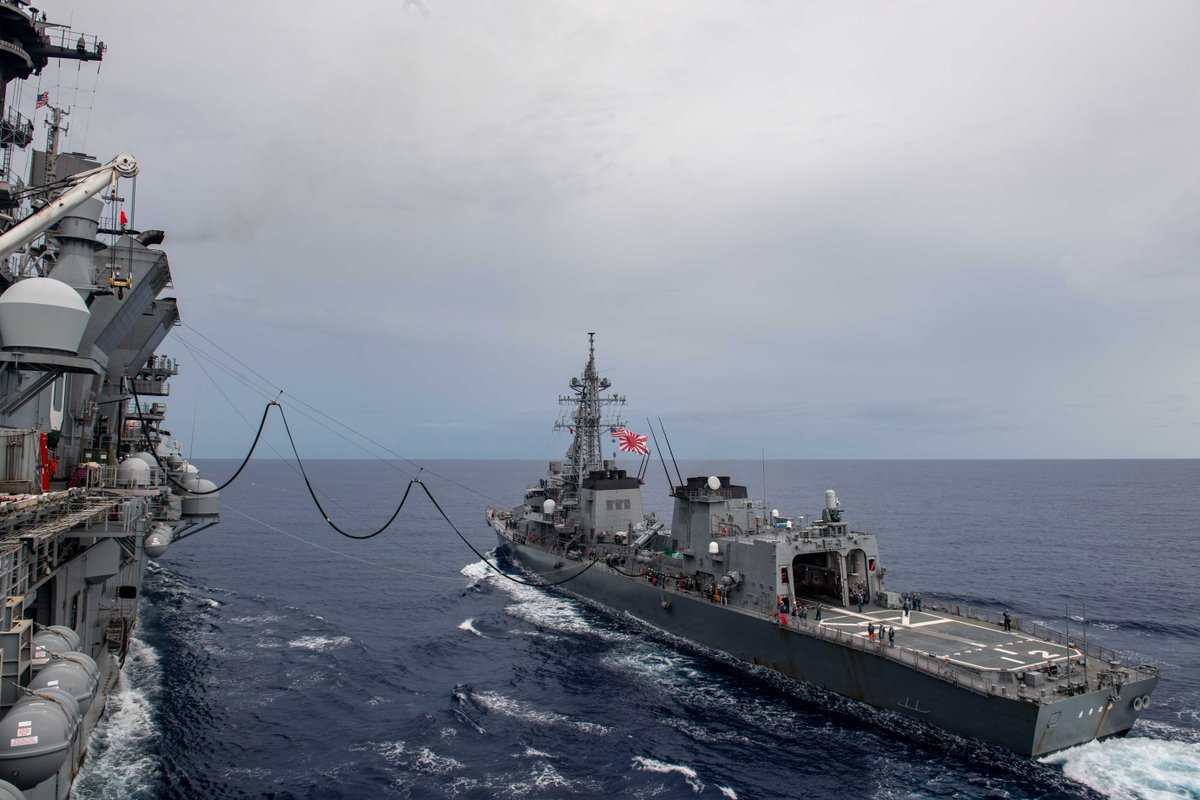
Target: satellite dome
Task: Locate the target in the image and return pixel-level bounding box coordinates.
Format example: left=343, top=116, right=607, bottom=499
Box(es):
left=116, top=457, right=150, bottom=487
left=0, top=277, right=89, bottom=354
left=542, top=499, right=556, bottom=515
left=132, top=451, right=157, bottom=468
left=182, top=478, right=218, bottom=517
left=707, top=476, right=721, bottom=491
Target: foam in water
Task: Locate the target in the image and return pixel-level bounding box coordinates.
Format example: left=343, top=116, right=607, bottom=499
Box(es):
left=469, top=689, right=612, bottom=735
left=461, top=559, right=631, bottom=643
left=287, top=634, right=353, bottom=651
left=632, top=755, right=705, bottom=793
left=1042, top=736, right=1200, bottom=800
left=458, top=618, right=485, bottom=637
left=504, top=761, right=578, bottom=796
left=69, top=637, right=161, bottom=800
left=460, top=559, right=496, bottom=585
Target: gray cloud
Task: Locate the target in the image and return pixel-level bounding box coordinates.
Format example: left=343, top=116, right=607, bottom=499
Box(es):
left=48, top=0, right=1200, bottom=458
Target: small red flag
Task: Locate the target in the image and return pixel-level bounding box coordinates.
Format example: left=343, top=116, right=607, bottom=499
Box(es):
left=119, top=211, right=128, bottom=225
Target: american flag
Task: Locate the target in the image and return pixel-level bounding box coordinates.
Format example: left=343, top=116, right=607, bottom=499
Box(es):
left=616, top=429, right=649, bottom=455
left=609, top=426, right=625, bottom=436
left=35, top=92, right=50, bottom=109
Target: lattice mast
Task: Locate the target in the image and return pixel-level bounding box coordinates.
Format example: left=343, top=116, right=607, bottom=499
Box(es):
left=555, top=333, right=625, bottom=508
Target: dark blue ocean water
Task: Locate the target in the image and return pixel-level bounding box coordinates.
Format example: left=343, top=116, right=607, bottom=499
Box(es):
left=70, top=459, right=1200, bottom=800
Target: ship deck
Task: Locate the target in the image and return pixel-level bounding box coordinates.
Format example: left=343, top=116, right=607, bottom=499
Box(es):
left=810, top=604, right=1080, bottom=673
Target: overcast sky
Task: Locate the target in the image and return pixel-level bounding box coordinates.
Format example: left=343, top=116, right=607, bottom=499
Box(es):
left=31, top=0, right=1200, bottom=459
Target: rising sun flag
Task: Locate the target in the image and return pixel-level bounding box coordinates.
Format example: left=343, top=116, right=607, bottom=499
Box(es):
left=616, top=429, right=649, bottom=455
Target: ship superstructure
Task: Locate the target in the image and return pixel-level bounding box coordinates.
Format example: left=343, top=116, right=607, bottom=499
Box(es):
left=0, top=4, right=218, bottom=797
left=487, top=337, right=1160, bottom=757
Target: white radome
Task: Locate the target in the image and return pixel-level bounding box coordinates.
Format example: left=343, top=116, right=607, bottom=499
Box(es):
left=0, top=277, right=90, bottom=353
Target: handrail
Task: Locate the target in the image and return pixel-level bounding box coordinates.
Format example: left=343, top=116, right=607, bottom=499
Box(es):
left=922, top=599, right=1157, bottom=681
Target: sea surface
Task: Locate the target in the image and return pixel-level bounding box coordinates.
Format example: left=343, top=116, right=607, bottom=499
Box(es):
left=70, top=459, right=1200, bottom=800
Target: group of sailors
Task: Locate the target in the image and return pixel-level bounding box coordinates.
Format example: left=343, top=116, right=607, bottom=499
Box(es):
left=775, top=596, right=819, bottom=623
left=866, top=620, right=896, bottom=647
left=639, top=568, right=729, bottom=605
left=902, top=592, right=924, bottom=614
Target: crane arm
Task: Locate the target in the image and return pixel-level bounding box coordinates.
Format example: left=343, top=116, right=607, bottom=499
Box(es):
left=0, top=154, right=139, bottom=263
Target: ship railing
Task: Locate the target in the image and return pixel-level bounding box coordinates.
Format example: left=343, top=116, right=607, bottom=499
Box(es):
left=38, top=26, right=105, bottom=57
left=603, top=562, right=1159, bottom=695
left=612, top=563, right=998, bottom=695
left=87, top=465, right=120, bottom=489
left=0, top=107, right=34, bottom=149
left=621, top=565, right=1042, bottom=700
left=131, top=379, right=171, bottom=397
left=922, top=600, right=1159, bottom=682
left=671, top=489, right=765, bottom=507
left=787, top=615, right=999, bottom=697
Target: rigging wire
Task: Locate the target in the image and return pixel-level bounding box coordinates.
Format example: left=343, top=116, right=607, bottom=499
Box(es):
left=174, top=336, right=362, bottom=521
left=224, top=504, right=469, bottom=582
left=413, top=478, right=601, bottom=589
left=275, top=399, right=416, bottom=540
left=130, top=382, right=274, bottom=495
left=273, top=400, right=600, bottom=587
left=145, top=325, right=603, bottom=586
left=178, top=323, right=509, bottom=506
left=275, top=401, right=599, bottom=586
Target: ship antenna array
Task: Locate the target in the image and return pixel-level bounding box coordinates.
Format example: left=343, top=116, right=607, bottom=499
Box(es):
left=657, top=417, right=684, bottom=487
left=646, top=419, right=675, bottom=492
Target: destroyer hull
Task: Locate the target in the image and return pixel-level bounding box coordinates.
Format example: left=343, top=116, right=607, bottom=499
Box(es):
left=496, top=531, right=1157, bottom=757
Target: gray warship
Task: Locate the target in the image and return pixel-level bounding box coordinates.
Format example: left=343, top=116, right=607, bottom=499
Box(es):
left=0, top=3, right=219, bottom=797
left=487, top=335, right=1159, bottom=757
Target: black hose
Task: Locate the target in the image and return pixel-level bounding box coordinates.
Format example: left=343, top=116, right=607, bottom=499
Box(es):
left=130, top=383, right=273, bottom=495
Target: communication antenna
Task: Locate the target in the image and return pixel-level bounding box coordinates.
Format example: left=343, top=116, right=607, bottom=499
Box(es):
left=657, top=416, right=683, bottom=486
left=762, top=448, right=767, bottom=513
left=647, top=418, right=675, bottom=494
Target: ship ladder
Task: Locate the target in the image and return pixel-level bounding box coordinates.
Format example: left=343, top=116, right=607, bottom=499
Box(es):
left=105, top=616, right=128, bottom=659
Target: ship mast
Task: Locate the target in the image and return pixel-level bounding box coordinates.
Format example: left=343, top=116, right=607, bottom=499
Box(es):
left=555, top=333, right=625, bottom=511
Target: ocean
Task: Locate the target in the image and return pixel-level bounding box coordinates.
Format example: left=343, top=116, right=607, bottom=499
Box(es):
left=69, top=459, right=1200, bottom=799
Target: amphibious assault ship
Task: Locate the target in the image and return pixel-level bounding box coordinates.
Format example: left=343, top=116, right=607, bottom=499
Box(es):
left=487, top=335, right=1159, bottom=757
left=0, top=4, right=219, bottom=797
